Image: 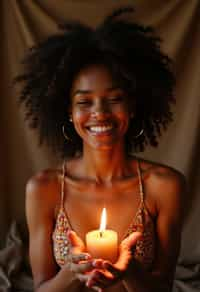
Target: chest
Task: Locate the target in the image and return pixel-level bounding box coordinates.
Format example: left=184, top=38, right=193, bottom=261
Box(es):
left=62, top=184, right=143, bottom=242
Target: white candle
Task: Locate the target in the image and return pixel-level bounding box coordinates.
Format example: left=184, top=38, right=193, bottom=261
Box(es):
left=86, top=208, right=118, bottom=263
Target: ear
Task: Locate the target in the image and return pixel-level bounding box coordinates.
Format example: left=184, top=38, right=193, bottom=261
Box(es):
left=126, top=100, right=134, bottom=119
left=128, top=110, right=135, bottom=120
left=127, top=96, right=136, bottom=118
left=68, top=106, right=72, bottom=121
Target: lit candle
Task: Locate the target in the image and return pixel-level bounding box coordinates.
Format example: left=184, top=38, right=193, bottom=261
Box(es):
left=86, top=208, right=118, bottom=263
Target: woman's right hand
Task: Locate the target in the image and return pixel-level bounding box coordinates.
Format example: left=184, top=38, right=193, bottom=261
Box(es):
left=64, top=230, right=94, bottom=283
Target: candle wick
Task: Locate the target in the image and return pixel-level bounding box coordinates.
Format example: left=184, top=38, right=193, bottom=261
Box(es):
left=100, top=231, right=103, bottom=237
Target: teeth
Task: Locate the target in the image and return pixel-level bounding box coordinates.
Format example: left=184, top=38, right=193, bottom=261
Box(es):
left=89, top=125, right=113, bottom=133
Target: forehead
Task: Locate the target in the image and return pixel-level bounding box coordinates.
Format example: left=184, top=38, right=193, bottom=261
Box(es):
left=70, top=64, right=117, bottom=95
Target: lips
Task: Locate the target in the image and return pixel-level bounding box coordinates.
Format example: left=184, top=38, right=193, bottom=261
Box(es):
left=86, top=123, right=115, bottom=134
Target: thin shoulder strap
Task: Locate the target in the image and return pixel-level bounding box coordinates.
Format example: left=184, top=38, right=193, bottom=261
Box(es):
left=60, top=160, right=74, bottom=230
left=60, top=160, right=66, bottom=208
left=121, top=159, right=146, bottom=240
left=136, top=159, right=145, bottom=205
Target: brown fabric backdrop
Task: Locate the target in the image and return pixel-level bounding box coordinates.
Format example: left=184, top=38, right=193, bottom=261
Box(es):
left=1, top=0, right=200, bottom=291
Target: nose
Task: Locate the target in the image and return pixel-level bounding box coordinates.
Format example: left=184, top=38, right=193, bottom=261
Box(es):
left=91, top=99, right=110, bottom=119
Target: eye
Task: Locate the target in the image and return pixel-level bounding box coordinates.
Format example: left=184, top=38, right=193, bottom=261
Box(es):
left=108, top=96, right=124, bottom=103
left=76, top=99, right=91, bottom=105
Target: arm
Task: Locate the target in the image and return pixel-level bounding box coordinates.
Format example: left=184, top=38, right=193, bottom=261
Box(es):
left=26, top=172, right=87, bottom=292
left=122, top=169, right=186, bottom=292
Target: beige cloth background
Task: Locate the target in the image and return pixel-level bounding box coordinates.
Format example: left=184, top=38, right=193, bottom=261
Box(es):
left=0, top=0, right=200, bottom=291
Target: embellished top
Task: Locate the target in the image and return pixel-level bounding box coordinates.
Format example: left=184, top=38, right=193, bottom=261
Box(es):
left=52, top=160, right=156, bottom=270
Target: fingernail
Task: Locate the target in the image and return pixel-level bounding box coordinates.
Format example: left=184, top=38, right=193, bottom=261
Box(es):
left=92, top=259, right=101, bottom=267
left=92, top=259, right=97, bottom=266
left=103, top=262, right=109, bottom=269
left=87, top=280, right=93, bottom=287
left=84, top=254, right=91, bottom=260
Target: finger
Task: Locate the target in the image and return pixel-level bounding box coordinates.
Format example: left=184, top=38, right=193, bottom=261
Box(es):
left=103, top=261, right=122, bottom=279
left=76, top=273, right=105, bottom=292
left=70, top=252, right=91, bottom=263
left=70, top=260, right=94, bottom=273
left=67, top=230, right=85, bottom=250
left=92, top=269, right=114, bottom=280
left=87, top=269, right=114, bottom=288
left=87, top=277, right=108, bottom=291
left=115, top=232, right=142, bottom=270
left=115, top=245, right=132, bottom=270
left=67, top=230, right=84, bottom=246
left=103, top=261, right=122, bottom=280
left=76, top=273, right=89, bottom=283
left=121, top=231, right=142, bottom=249
left=87, top=276, right=104, bottom=289
left=92, top=259, right=104, bottom=269
left=64, top=254, right=90, bottom=271
left=92, top=286, right=103, bottom=292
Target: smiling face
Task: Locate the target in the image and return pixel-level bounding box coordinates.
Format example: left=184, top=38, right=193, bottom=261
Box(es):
left=70, top=64, right=132, bottom=151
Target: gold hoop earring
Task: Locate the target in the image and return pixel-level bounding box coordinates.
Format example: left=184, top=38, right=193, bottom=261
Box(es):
left=62, top=125, right=72, bottom=141
left=130, top=116, right=144, bottom=139
left=134, top=128, right=144, bottom=138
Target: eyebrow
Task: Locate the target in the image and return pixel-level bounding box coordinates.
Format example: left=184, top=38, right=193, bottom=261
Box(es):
left=72, top=86, right=123, bottom=98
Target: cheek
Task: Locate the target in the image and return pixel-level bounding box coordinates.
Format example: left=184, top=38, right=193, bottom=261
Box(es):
left=115, top=107, right=130, bottom=121
left=72, top=109, right=89, bottom=134
left=116, top=109, right=130, bottom=132
left=73, top=108, right=88, bottom=121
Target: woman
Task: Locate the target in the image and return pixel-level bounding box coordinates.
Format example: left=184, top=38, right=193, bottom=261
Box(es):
left=16, top=7, right=186, bottom=292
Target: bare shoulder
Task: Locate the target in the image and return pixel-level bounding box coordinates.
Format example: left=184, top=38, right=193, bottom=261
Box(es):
left=136, top=157, right=186, bottom=209
left=137, top=156, right=186, bottom=187
left=26, top=168, right=59, bottom=192
left=26, top=168, right=61, bottom=216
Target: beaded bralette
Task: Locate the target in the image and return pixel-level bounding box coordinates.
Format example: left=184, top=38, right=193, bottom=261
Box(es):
left=52, top=160, right=156, bottom=270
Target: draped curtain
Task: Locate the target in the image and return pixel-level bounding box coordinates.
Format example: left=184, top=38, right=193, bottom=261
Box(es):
left=1, top=1, right=200, bottom=291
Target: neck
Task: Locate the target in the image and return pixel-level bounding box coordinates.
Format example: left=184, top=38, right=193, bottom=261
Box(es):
left=82, top=143, right=132, bottom=184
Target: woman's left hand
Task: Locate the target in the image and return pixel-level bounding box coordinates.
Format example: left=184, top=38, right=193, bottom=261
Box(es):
left=85, top=231, right=142, bottom=291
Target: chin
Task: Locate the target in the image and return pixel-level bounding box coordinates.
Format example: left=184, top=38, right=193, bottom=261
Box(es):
left=90, top=140, right=121, bottom=151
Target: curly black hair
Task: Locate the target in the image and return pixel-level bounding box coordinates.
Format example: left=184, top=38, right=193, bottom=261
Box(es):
left=15, top=7, right=175, bottom=159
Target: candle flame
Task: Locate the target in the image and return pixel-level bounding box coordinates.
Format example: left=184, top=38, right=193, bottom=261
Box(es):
left=99, top=207, right=106, bottom=232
